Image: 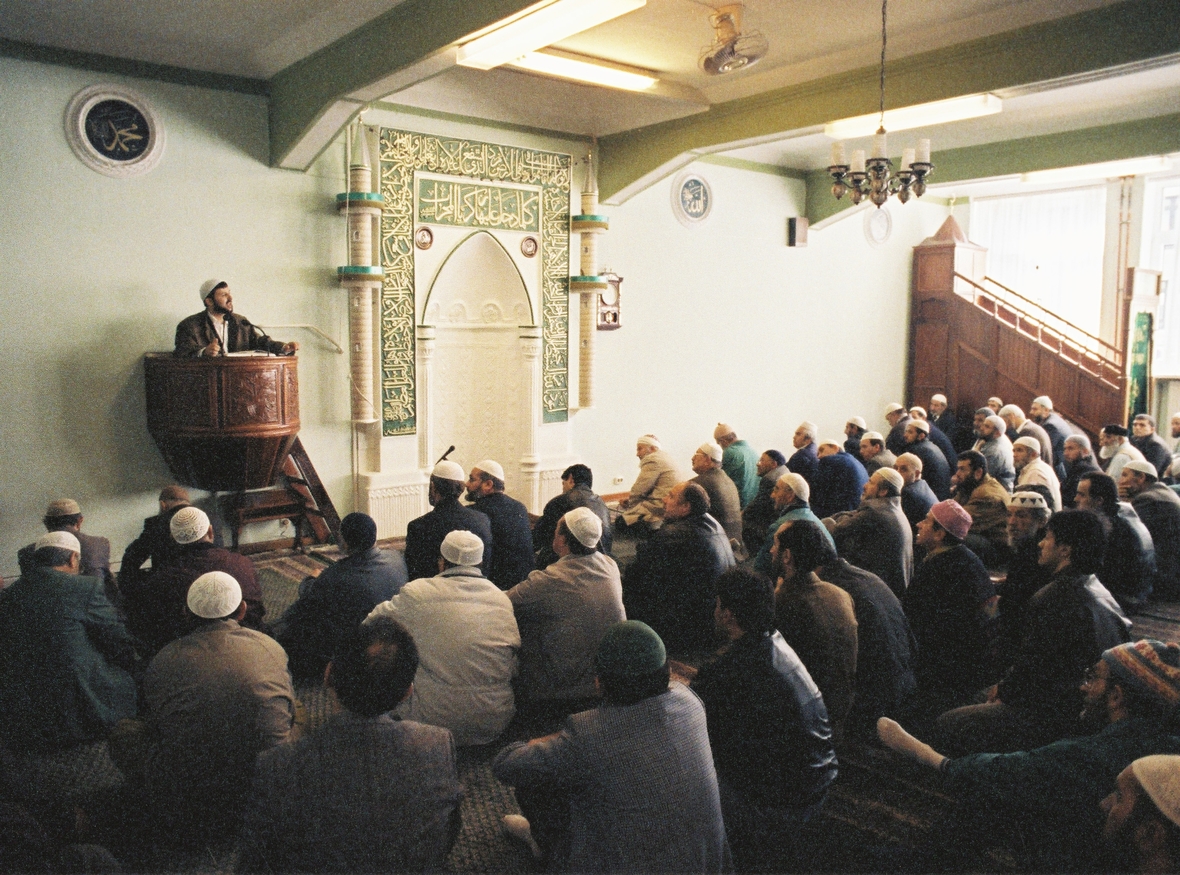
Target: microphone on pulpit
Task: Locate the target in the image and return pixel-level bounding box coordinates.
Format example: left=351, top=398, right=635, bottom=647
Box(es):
left=239, top=317, right=274, bottom=355
left=437, top=446, right=456, bottom=465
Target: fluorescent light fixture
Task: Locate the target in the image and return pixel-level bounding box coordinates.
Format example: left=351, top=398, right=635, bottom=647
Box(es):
left=457, top=0, right=646, bottom=71
left=1021, top=156, right=1170, bottom=184
left=825, top=93, right=1002, bottom=140
left=509, top=51, right=656, bottom=91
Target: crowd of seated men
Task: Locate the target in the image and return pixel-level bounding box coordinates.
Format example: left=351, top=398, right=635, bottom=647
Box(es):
left=2, top=403, right=1180, bottom=873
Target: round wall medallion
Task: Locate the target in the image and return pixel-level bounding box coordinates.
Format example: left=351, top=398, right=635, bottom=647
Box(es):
left=671, top=172, right=713, bottom=227
left=520, top=236, right=538, bottom=258
left=863, top=205, right=893, bottom=246
left=65, top=85, right=164, bottom=177
left=415, top=227, right=434, bottom=250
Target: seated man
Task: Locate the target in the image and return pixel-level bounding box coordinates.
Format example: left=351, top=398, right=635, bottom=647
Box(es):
left=240, top=619, right=463, bottom=873
left=950, top=450, right=1010, bottom=568
left=858, top=431, right=896, bottom=476
left=174, top=279, right=297, bottom=357
left=883, top=403, right=912, bottom=457
left=1029, top=395, right=1072, bottom=480
left=1000, top=404, right=1054, bottom=469
left=1101, top=755, right=1180, bottom=874
left=975, top=414, right=1016, bottom=491
left=786, top=421, right=820, bottom=487
left=929, top=393, right=964, bottom=450
left=1061, top=433, right=1102, bottom=507
left=771, top=521, right=858, bottom=742
left=903, top=501, right=997, bottom=727
left=690, top=442, right=744, bottom=548
left=119, top=486, right=191, bottom=587
left=274, top=511, right=408, bottom=681
left=714, top=423, right=761, bottom=508
left=136, top=572, right=296, bottom=846
left=936, top=509, right=1130, bottom=756
left=465, top=459, right=534, bottom=589
left=493, top=621, right=728, bottom=874
left=508, top=508, right=625, bottom=712
left=617, top=434, right=680, bottom=533
left=741, top=449, right=787, bottom=549
left=124, top=506, right=266, bottom=653
left=895, top=452, right=937, bottom=531
left=0, top=532, right=137, bottom=751
left=843, top=416, right=868, bottom=461
left=1130, top=414, right=1173, bottom=479
left=1101, top=424, right=1147, bottom=483
left=878, top=640, right=1180, bottom=873
left=996, top=492, right=1054, bottom=658
left=751, top=472, right=832, bottom=577
left=692, top=568, right=838, bottom=872
left=901, top=418, right=952, bottom=499
left=1014, top=435, right=1062, bottom=510
left=404, top=460, right=493, bottom=582
left=532, top=463, right=612, bottom=568
left=810, top=439, right=869, bottom=520
left=1120, top=459, right=1180, bottom=600
left=1076, top=472, right=1156, bottom=612
left=910, top=405, right=958, bottom=472
left=365, top=531, right=519, bottom=745
left=624, top=483, right=735, bottom=655
left=824, top=468, right=913, bottom=599
left=18, top=498, right=115, bottom=603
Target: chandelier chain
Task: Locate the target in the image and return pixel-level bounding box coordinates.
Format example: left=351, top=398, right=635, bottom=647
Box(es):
left=879, top=0, right=887, bottom=127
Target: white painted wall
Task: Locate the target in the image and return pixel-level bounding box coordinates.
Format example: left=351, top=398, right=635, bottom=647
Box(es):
left=1, top=56, right=945, bottom=573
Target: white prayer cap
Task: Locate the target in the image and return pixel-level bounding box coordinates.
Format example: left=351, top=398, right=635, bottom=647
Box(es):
left=874, top=468, right=905, bottom=492
left=713, top=423, right=735, bottom=441
left=909, top=406, right=927, bottom=419
left=45, top=498, right=81, bottom=517
left=909, top=418, right=931, bottom=435
left=696, top=442, right=723, bottom=462
left=199, top=279, right=226, bottom=301
left=797, top=421, right=818, bottom=440
left=1010, top=491, right=1048, bottom=510
left=1032, top=395, right=1053, bottom=410
left=636, top=434, right=661, bottom=449
left=441, top=530, right=484, bottom=566
left=896, top=452, right=923, bottom=471
left=187, top=571, right=242, bottom=619
left=1123, top=459, right=1159, bottom=479
left=984, top=415, right=1007, bottom=433
left=474, top=459, right=505, bottom=481
left=999, top=404, right=1023, bottom=418
left=819, top=439, right=842, bottom=450
left=931, top=393, right=947, bottom=405
left=862, top=431, right=885, bottom=443
left=777, top=472, right=810, bottom=503
left=170, top=507, right=211, bottom=545
left=1133, top=755, right=1180, bottom=829
left=563, top=507, right=602, bottom=548
left=884, top=402, right=905, bottom=415
left=1014, top=436, right=1041, bottom=454
left=432, top=460, right=465, bottom=482
left=34, top=531, right=80, bottom=553
left=847, top=416, right=867, bottom=429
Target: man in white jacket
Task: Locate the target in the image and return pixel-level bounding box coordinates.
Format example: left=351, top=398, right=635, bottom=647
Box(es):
left=365, top=529, right=519, bottom=745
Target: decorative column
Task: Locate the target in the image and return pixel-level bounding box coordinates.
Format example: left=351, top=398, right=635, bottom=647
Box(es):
left=569, top=152, right=610, bottom=409
left=415, top=325, right=437, bottom=470
left=520, top=326, right=542, bottom=511
left=337, top=124, right=384, bottom=424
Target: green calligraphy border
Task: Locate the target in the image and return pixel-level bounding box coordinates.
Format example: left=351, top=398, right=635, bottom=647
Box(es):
left=378, top=129, right=571, bottom=434
left=416, top=178, right=541, bottom=232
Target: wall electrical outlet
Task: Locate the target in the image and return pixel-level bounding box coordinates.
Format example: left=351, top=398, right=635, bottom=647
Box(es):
left=613, top=475, right=625, bottom=484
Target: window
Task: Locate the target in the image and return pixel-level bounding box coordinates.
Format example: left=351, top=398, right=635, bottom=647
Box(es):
left=1142, top=177, right=1180, bottom=376
left=969, top=187, right=1107, bottom=336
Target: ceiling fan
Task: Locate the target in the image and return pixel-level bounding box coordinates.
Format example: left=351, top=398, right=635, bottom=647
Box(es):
left=699, top=3, right=768, bottom=75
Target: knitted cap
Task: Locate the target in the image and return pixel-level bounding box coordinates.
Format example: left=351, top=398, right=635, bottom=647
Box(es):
left=1010, top=491, right=1048, bottom=510
left=1132, top=755, right=1180, bottom=829
left=1122, top=460, right=1159, bottom=480
left=930, top=499, right=973, bottom=541
left=432, top=460, right=465, bottom=482
left=34, top=531, right=80, bottom=553
left=187, top=571, right=242, bottom=619
left=564, top=507, right=602, bottom=548
left=696, top=442, right=723, bottom=462
left=475, top=459, right=505, bottom=481
left=777, top=472, right=810, bottom=503
left=45, top=498, right=81, bottom=517
left=170, top=506, right=211, bottom=545
left=846, top=416, right=867, bottom=429
left=1103, top=640, right=1180, bottom=711
left=340, top=512, right=377, bottom=551
left=1104, top=424, right=1129, bottom=437
left=440, top=530, right=483, bottom=566
left=596, top=621, right=666, bottom=677
left=764, top=449, right=786, bottom=466
left=713, top=423, right=735, bottom=441
left=636, top=434, right=661, bottom=449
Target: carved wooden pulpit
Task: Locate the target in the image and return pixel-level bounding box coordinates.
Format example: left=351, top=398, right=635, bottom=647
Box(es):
left=144, top=353, right=300, bottom=491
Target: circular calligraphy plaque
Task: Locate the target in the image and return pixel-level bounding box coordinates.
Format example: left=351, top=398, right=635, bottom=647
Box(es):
left=671, top=172, right=713, bottom=227
left=65, top=85, right=164, bottom=177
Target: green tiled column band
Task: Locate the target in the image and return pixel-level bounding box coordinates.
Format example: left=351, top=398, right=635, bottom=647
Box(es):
left=337, top=265, right=385, bottom=276
left=378, top=128, right=572, bottom=435
left=336, top=192, right=385, bottom=204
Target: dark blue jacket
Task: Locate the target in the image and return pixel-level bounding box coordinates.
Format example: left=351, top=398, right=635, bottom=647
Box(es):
left=810, top=452, right=868, bottom=520
left=404, top=499, right=493, bottom=583
left=905, top=439, right=952, bottom=500
left=472, top=492, right=535, bottom=590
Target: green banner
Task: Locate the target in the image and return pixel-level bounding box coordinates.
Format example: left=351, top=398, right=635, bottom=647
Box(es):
left=1127, top=311, right=1152, bottom=417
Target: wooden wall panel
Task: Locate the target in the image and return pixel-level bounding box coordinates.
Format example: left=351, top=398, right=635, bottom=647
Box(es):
left=913, top=322, right=949, bottom=390
left=954, top=306, right=994, bottom=362
left=915, top=251, right=954, bottom=296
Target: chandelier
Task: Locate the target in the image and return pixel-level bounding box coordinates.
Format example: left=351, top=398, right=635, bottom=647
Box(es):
left=828, top=0, right=932, bottom=207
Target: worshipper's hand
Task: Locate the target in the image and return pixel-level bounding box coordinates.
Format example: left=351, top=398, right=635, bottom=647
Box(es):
left=877, top=718, right=948, bottom=770
left=204, top=338, right=221, bottom=356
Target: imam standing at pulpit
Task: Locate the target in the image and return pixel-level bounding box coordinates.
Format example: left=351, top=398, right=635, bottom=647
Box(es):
left=174, top=279, right=298, bottom=357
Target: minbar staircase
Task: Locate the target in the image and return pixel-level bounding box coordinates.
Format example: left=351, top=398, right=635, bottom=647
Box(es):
left=909, top=217, right=1126, bottom=437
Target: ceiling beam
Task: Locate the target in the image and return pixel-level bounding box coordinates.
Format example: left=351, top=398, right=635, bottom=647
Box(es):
left=267, top=0, right=538, bottom=169
left=597, top=0, right=1180, bottom=203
